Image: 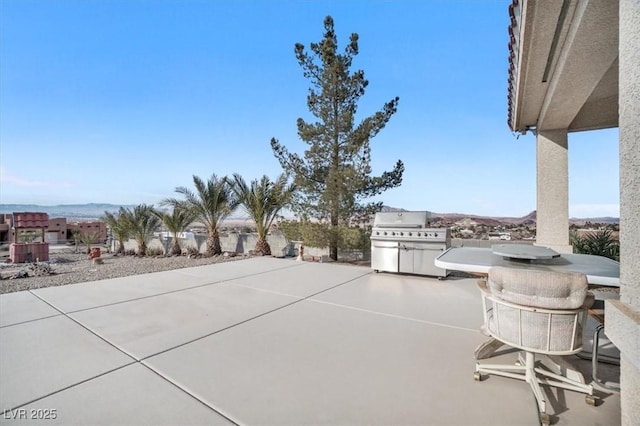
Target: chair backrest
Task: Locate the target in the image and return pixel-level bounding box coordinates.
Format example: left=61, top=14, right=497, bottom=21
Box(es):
left=480, top=267, right=592, bottom=354
left=488, top=267, right=588, bottom=309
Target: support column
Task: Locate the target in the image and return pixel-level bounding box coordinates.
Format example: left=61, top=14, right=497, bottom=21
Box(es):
left=606, top=1, right=640, bottom=425
left=535, top=129, right=573, bottom=253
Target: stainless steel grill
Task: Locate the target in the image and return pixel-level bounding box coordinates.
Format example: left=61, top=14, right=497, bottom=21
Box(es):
left=370, top=211, right=450, bottom=278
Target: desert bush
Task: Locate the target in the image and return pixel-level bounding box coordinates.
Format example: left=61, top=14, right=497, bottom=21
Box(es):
left=279, top=219, right=329, bottom=248
left=145, top=247, right=165, bottom=257
left=570, top=228, right=619, bottom=261
left=28, top=261, right=54, bottom=277
left=17, top=230, right=39, bottom=243
left=278, top=220, right=370, bottom=252
left=78, top=231, right=103, bottom=254
left=124, top=249, right=137, bottom=256
left=184, top=244, right=200, bottom=256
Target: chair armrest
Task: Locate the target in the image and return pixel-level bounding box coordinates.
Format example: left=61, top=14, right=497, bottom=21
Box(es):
left=582, top=292, right=595, bottom=310
left=477, top=279, right=490, bottom=295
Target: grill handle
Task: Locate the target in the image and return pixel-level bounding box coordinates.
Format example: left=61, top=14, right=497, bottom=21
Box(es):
left=374, top=224, right=424, bottom=229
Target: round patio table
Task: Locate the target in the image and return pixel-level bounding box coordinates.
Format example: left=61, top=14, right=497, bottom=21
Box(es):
left=434, top=246, right=619, bottom=286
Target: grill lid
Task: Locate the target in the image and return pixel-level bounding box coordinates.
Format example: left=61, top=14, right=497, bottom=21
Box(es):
left=372, top=211, right=431, bottom=229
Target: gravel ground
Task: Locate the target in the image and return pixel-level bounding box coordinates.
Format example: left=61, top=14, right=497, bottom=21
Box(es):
left=0, top=249, right=253, bottom=294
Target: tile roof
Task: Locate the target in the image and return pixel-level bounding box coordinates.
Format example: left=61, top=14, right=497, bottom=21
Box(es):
left=507, top=0, right=520, bottom=132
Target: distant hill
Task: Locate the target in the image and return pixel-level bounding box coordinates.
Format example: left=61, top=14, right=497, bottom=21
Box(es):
left=428, top=210, right=618, bottom=226
left=0, top=203, right=252, bottom=222
left=568, top=216, right=619, bottom=225
left=428, top=210, right=535, bottom=226
left=0, top=204, right=620, bottom=225
left=0, top=203, right=135, bottom=220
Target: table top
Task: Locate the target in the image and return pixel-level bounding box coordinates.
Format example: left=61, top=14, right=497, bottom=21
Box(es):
left=491, top=243, right=560, bottom=260
left=435, top=246, right=620, bottom=287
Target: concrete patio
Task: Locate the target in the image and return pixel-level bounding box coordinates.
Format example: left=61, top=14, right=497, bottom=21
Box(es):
left=0, top=257, right=620, bottom=425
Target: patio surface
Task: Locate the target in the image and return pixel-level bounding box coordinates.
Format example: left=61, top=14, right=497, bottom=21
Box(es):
left=0, top=257, right=620, bottom=425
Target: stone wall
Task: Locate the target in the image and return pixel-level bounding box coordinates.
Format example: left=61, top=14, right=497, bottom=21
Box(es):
left=118, top=230, right=378, bottom=261
left=121, top=234, right=529, bottom=259
left=120, top=231, right=329, bottom=258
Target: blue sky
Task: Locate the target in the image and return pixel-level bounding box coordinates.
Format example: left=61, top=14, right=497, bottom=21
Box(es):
left=0, top=0, right=619, bottom=218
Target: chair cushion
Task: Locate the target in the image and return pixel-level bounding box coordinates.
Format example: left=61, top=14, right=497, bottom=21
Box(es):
left=488, top=267, right=588, bottom=309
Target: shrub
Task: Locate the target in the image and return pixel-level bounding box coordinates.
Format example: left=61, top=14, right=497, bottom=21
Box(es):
left=146, top=247, right=165, bottom=257
left=17, top=230, right=39, bottom=243
left=79, top=231, right=103, bottom=254
left=570, top=229, right=619, bottom=261
left=278, top=220, right=371, bottom=252
left=184, top=244, right=200, bottom=256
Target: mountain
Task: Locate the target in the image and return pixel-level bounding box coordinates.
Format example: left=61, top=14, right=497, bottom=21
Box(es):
left=429, top=210, right=537, bottom=226
left=0, top=203, right=135, bottom=220
left=0, top=203, right=254, bottom=222
left=568, top=216, right=619, bottom=225
left=0, top=204, right=620, bottom=225
left=429, top=210, right=618, bottom=226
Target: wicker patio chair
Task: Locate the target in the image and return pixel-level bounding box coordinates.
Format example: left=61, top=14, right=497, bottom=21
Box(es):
left=474, top=266, right=596, bottom=425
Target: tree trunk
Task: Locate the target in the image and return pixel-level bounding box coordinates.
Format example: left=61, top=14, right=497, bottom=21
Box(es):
left=329, top=221, right=339, bottom=261
left=117, top=240, right=125, bottom=255
left=138, top=241, right=147, bottom=256
left=329, top=243, right=338, bottom=261
left=206, top=228, right=222, bottom=256
left=170, top=240, right=182, bottom=256
left=206, top=234, right=215, bottom=256
left=254, top=237, right=271, bottom=256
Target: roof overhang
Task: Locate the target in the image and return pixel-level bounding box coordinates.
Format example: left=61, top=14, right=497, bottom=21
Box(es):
left=508, top=0, right=619, bottom=134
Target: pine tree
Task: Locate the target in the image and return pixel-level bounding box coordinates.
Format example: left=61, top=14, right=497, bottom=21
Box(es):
left=271, top=16, right=404, bottom=260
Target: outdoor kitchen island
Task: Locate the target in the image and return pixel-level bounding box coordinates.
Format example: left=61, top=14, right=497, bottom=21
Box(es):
left=370, top=211, right=450, bottom=278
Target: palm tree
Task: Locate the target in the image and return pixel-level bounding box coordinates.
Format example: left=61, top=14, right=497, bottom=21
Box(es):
left=153, top=206, right=197, bottom=256
left=571, top=228, right=620, bottom=261
left=78, top=230, right=102, bottom=254
left=124, top=204, right=162, bottom=256
left=164, top=174, right=239, bottom=256
left=68, top=228, right=81, bottom=253
left=231, top=173, right=295, bottom=256
left=103, top=207, right=131, bottom=255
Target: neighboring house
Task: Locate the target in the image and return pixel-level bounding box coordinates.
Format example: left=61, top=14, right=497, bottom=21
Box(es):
left=488, top=232, right=511, bottom=241
left=67, top=221, right=108, bottom=243
left=507, top=1, right=639, bottom=423
left=46, top=217, right=68, bottom=244
left=0, top=215, right=106, bottom=245
left=0, top=214, right=11, bottom=244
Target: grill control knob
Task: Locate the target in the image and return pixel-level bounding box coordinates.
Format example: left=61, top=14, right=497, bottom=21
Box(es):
left=391, top=232, right=395, bottom=236
left=408, top=232, right=412, bottom=236
left=400, top=232, right=404, bottom=236
left=417, top=232, right=421, bottom=237
left=383, top=232, right=387, bottom=236
left=434, top=232, right=438, bottom=238
left=376, top=231, right=380, bottom=235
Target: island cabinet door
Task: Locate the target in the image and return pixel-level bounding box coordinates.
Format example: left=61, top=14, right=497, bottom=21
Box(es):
left=371, top=241, right=399, bottom=273
left=398, top=244, right=414, bottom=273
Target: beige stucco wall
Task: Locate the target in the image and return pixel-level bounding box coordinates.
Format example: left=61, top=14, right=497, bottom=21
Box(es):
left=47, top=218, right=68, bottom=243
left=606, top=1, right=640, bottom=424
left=535, top=129, right=573, bottom=253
